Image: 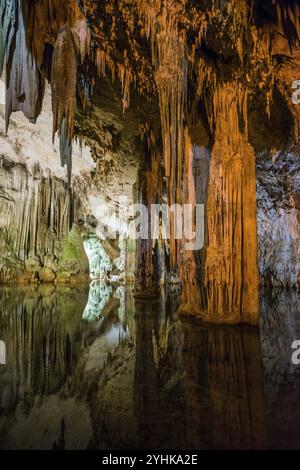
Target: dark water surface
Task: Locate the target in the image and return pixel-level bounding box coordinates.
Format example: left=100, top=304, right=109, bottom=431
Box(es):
left=0, top=284, right=300, bottom=450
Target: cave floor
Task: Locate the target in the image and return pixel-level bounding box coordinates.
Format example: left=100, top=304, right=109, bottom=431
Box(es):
left=0, top=284, right=299, bottom=450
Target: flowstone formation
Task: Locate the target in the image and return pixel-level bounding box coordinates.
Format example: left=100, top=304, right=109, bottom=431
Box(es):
left=1, top=0, right=300, bottom=324
left=0, top=156, right=82, bottom=284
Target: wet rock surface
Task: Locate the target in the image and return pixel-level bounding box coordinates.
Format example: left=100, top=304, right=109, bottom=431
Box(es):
left=257, top=151, right=300, bottom=288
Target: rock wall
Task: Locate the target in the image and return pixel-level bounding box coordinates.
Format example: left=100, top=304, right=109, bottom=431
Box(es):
left=257, top=151, right=300, bottom=288
left=0, top=76, right=116, bottom=285
left=0, top=156, right=89, bottom=284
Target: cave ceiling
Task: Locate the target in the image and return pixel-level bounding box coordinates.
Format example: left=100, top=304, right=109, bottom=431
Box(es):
left=1, top=0, right=300, bottom=178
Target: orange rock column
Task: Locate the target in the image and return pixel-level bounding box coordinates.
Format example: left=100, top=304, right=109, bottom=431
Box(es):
left=204, top=84, right=259, bottom=324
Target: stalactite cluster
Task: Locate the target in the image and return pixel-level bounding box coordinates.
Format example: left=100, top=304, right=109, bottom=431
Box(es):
left=1, top=0, right=91, bottom=182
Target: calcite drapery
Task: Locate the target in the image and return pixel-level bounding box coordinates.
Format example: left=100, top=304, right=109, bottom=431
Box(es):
left=1, top=0, right=91, bottom=184
left=2, top=1, right=45, bottom=131
left=0, top=0, right=16, bottom=75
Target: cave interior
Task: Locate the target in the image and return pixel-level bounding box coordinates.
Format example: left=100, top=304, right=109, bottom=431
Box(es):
left=0, top=0, right=300, bottom=451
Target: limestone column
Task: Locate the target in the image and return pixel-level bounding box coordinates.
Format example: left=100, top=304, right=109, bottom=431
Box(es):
left=204, top=83, right=259, bottom=324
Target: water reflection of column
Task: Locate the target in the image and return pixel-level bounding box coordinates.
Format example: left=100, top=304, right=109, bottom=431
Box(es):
left=133, top=299, right=160, bottom=448
left=182, top=323, right=266, bottom=449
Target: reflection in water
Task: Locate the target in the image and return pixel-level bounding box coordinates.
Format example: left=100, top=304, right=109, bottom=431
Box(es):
left=82, top=282, right=114, bottom=320
left=260, top=289, right=300, bottom=449
left=0, top=285, right=299, bottom=449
